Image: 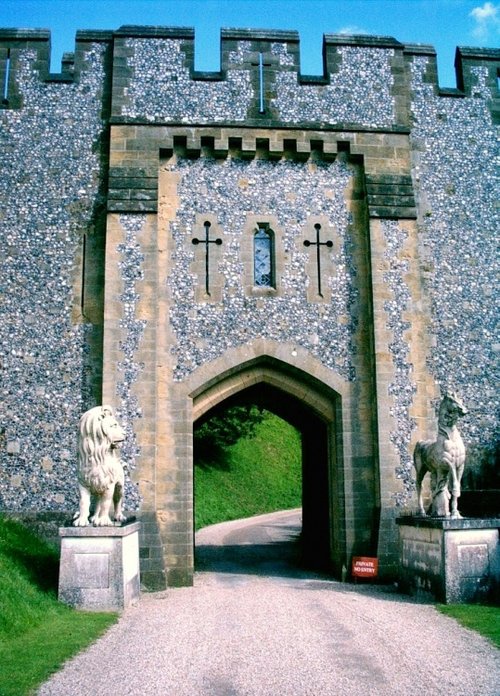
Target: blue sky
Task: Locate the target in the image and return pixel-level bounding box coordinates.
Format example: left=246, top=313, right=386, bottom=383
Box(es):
left=1, top=1, right=499, bottom=87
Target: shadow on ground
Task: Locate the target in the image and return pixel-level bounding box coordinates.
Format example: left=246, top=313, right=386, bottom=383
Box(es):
left=194, top=511, right=426, bottom=605
left=195, top=527, right=308, bottom=578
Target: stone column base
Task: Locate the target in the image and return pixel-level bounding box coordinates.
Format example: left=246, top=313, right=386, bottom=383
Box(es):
left=396, top=517, right=500, bottom=603
left=58, top=521, right=141, bottom=611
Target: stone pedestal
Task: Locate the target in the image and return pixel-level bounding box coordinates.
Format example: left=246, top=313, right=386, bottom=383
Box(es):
left=58, top=521, right=141, bottom=611
left=397, top=517, right=500, bottom=603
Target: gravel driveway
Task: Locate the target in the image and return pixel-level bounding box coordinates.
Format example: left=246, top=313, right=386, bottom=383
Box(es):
left=38, top=510, right=500, bottom=696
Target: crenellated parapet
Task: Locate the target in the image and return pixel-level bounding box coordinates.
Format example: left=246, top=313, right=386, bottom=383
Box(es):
left=404, top=43, right=499, bottom=112
left=110, top=26, right=408, bottom=129
left=108, top=26, right=499, bottom=128
left=1, top=25, right=498, bottom=124
left=0, top=28, right=113, bottom=109
left=0, top=29, right=51, bottom=108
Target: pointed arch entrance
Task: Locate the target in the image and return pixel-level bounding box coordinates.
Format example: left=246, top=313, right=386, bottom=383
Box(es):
left=190, top=355, right=346, bottom=576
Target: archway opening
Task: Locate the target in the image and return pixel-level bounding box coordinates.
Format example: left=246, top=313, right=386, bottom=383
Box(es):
left=194, top=404, right=302, bottom=530
left=193, top=381, right=334, bottom=574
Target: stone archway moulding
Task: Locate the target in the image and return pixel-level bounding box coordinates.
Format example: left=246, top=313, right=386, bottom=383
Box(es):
left=192, top=362, right=335, bottom=424
left=185, top=340, right=348, bottom=424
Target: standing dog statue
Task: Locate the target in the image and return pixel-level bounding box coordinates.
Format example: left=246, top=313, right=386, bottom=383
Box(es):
left=73, top=405, right=127, bottom=527
left=413, top=393, right=467, bottom=518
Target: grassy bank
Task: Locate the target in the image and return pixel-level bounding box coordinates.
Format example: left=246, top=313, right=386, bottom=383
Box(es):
left=0, top=516, right=117, bottom=696
left=194, top=410, right=302, bottom=530
left=437, top=604, right=500, bottom=648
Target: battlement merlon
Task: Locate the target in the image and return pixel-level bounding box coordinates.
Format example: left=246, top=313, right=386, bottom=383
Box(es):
left=455, top=46, right=500, bottom=115
left=0, top=29, right=51, bottom=106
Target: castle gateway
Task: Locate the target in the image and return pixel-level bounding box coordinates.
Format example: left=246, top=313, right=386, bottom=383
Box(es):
left=0, top=26, right=498, bottom=588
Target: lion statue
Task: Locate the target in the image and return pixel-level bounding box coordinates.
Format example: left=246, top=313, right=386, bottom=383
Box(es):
left=73, top=405, right=127, bottom=527
left=414, top=392, right=467, bottom=519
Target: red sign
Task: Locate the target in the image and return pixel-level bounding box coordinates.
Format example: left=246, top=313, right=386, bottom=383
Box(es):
left=352, top=556, right=378, bottom=578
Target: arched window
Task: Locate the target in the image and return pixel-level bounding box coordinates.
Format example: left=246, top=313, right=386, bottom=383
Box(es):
left=253, top=225, right=275, bottom=287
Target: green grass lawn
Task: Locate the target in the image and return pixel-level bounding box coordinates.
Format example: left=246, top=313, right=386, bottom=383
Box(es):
left=194, top=409, right=302, bottom=530
left=0, top=515, right=118, bottom=696
left=437, top=604, right=500, bottom=648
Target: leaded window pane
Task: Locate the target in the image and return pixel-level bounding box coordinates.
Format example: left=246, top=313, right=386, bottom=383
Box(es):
left=254, top=227, right=274, bottom=287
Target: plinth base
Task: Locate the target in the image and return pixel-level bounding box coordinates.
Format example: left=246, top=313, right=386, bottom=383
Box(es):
left=397, top=517, right=500, bottom=603
left=58, top=521, right=141, bottom=611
